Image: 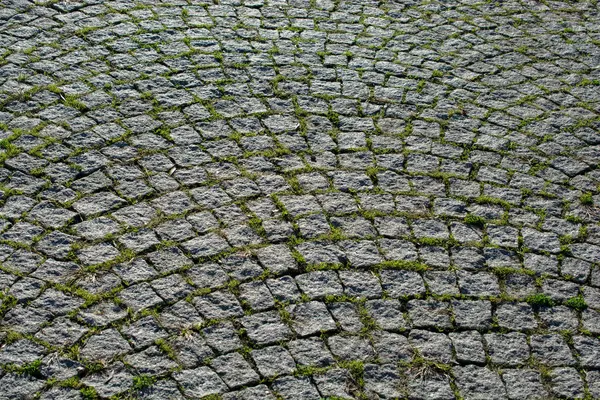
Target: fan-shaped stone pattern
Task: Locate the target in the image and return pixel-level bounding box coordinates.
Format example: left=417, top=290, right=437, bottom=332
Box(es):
left=0, top=0, right=599, bottom=398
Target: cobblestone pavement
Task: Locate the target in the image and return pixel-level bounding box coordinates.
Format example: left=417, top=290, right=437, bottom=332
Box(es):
left=0, top=0, right=599, bottom=399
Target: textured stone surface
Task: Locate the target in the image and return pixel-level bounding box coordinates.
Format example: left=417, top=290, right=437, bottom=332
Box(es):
left=0, top=0, right=599, bottom=398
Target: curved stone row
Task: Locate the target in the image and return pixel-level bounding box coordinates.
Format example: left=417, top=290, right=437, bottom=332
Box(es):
left=0, top=0, right=599, bottom=399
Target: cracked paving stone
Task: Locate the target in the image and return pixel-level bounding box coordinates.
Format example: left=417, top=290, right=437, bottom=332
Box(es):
left=27, top=201, right=76, bottom=229
left=328, top=302, right=363, bottom=333
left=30, top=259, right=79, bottom=284
left=288, top=337, right=335, bottom=367
left=1, top=222, right=43, bottom=246
left=366, top=299, right=408, bottom=331
left=450, top=331, right=486, bottom=365
left=295, top=270, right=343, bottom=299
left=112, top=203, right=157, bottom=227
left=380, top=269, right=426, bottom=298
left=202, top=321, right=242, bottom=354
left=495, top=302, right=538, bottom=331
left=372, top=331, right=413, bottom=363
left=35, top=231, right=77, bottom=260
left=530, top=334, right=576, bottom=367
left=408, top=299, right=452, bottom=329
left=169, top=332, right=214, bottom=369
left=30, top=288, right=84, bottom=316
left=118, top=228, right=160, bottom=253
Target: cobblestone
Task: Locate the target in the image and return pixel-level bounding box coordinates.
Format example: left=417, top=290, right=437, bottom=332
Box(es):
left=0, top=0, right=599, bottom=398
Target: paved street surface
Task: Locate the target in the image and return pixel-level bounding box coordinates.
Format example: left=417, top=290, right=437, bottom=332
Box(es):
left=0, top=0, right=599, bottom=399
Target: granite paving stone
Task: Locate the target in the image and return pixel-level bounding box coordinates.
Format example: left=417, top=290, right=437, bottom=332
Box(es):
left=0, top=0, right=599, bottom=398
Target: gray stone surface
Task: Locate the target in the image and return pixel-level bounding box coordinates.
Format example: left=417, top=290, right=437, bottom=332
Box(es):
left=0, top=1, right=599, bottom=398
left=174, top=366, right=227, bottom=398
left=549, top=367, right=586, bottom=399
left=252, top=346, right=296, bottom=378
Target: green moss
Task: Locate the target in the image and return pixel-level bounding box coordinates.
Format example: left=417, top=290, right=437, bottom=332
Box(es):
left=227, top=278, right=240, bottom=292
left=80, top=387, right=98, bottom=400
left=338, top=360, right=365, bottom=387
left=565, top=295, right=587, bottom=311
left=357, top=303, right=380, bottom=336
left=305, top=262, right=346, bottom=272
left=464, top=213, right=485, bottom=226
left=247, top=216, right=267, bottom=238
left=493, top=267, right=534, bottom=277
left=326, top=108, right=340, bottom=125
left=565, top=214, right=583, bottom=223
left=0, top=139, right=21, bottom=162
left=474, top=195, right=512, bottom=209
left=323, top=294, right=358, bottom=303
left=580, top=192, right=594, bottom=205
left=155, top=338, right=177, bottom=360
left=578, top=78, right=600, bottom=87
left=3, top=359, right=42, bottom=376
left=57, top=376, right=80, bottom=388
left=400, top=355, right=453, bottom=378
left=525, top=293, right=554, bottom=308
left=322, top=397, right=353, bottom=400
left=199, top=394, right=223, bottom=400
left=278, top=305, right=293, bottom=325
left=132, top=374, right=156, bottom=390
left=294, top=364, right=329, bottom=377
left=0, top=295, right=18, bottom=316
left=515, top=45, right=528, bottom=54
left=416, top=237, right=449, bottom=247
left=63, top=95, right=87, bottom=111
left=376, top=260, right=429, bottom=272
